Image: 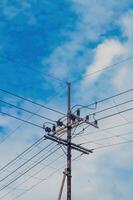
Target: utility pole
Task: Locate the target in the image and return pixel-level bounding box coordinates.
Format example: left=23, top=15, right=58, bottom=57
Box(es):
left=44, top=82, right=98, bottom=200
left=67, top=82, right=71, bottom=200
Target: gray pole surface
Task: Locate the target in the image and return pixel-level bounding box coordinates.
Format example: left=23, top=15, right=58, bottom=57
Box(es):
left=67, top=82, right=71, bottom=200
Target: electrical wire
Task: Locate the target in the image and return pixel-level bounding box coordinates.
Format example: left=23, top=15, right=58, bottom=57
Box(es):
left=0, top=145, right=60, bottom=192
left=0, top=111, right=43, bottom=129
left=2, top=103, right=130, bottom=131
left=98, top=107, right=133, bottom=121
left=72, top=125, right=90, bottom=138
left=72, top=56, right=133, bottom=83
left=76, top=120, right=133, bottom=138
left=0, top=137, right=44, bottom=173
left=0, top=53, right=67, bottom=85
left=0, top=153, right=64, bottom=200
left=0, top=130, right=68, bottom=190
left=2, top=126, right=133, bottom=200
left=92, top=99, right=133, bottom=116
left=112, top=98, right=133, bottom=124
left=0, top=88, right=66, bottom=116
left=0, top=84, right=67, bottom=146
left=0, top=130, right=67, bottom=199
left=94, top=139, right=133, bottom=150
left=1, top=143, right=59, bottom=184
left=0, top=144, right=61, bottom=191
left=80, top=130, right=133, bottom=146
left=9, top=154, right=83, bottom=200
left=72, top=88, right=133, bottom=111
left=0, top=99, right=56, bottom=123
left=0, top=142, right=54, bottom=183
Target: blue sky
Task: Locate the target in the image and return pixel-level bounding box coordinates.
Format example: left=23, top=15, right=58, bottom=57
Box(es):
left=0, top=1, right=133, bottom=200
left=0, top=0, right=132, bottom=101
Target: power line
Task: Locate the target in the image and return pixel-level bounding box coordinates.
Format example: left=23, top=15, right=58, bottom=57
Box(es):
left=0, top=85, right=67, bottom=180
left=80, top=130, right=133, bottom=146
left=0, top=145, right=60, bottom=192
left=0, top=144, right=60, bottom=189
left=0, top=153, right=64, bottom=200
left=0, top=132, right=67, bottom=197
left=0, top=53, right=67, bottom=85
left=0, top=139, right=45, bottom=177
left=0, top=99, right=56, bottom=123
left=73, top=56, right=133, bottom=83
left=0, top=142, right=54, bottom=183
left=10, top=154, right=82, bottom=200
left=112, top=98, right=133, bottom=125
left=76, top=120, right=133, bottom=138
left=72, top=88, right=133, bottom=111
left=0, top=84, right=67, bottom=146
left=94, top=139, right=133, bottom=150
left=0, top=145, right=64, bottom=199
left=0, top=88, right=66, bottom=116
left=11, top=135, right=133, bottom=200
left=83, top=99, right=133, bottom=123
left=0, top=111, right=43, bottom=129
left=93, top=99, right=133, bottom=116
left=0, top=137, right=44, bottom=173
left=98, top=107, right=133, bottom=121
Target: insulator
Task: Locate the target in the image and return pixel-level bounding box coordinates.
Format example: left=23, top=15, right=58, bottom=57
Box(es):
left=77, top=109, right=80, bottom=116
left=56, top=120, right=63, bottom=127
left=43, top=124, right=45, bottom=129
left=94, top=120, right=98, bottom=126
left=52, top=125, right=56, bottom=132
left=86, top=115, right=89, bottom=121
left=71, top=114, right=76, bottom=122
left=45, top=127, right=51, bottom=133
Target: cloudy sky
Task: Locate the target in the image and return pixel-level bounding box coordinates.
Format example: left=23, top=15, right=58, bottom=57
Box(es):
left=0, top=0, right=133, bottom=200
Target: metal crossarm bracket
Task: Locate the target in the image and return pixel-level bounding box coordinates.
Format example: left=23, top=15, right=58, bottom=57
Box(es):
left=52, top=118, right=98, bottom=137
left=75, top=116, right=99, bottom=129
left=44, top=134, right=93, bottom=155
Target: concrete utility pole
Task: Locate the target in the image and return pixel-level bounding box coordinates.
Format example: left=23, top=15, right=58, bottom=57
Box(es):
left=67, top=82, right=71, bottom=200
left=58, top=169, right=67, bottom=200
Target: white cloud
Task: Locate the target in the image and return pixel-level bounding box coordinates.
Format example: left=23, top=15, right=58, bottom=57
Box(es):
left=82, top=39, right=125, bottom=86
left=43, top=40, right=83, bottom=79
left=113, top=10, right=133, bottom=91
left=43, top=0, right=132, bottom=81
left=122, top=10, right=133, bottom=42
left=113, top=66, right=133, bottom=91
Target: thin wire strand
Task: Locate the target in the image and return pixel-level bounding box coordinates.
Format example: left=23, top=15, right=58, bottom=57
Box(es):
left=76, top=120, right=133, bottom=137
left=0, top=145, right=60, bottom=192
left=72, top=56, right=133, bottom=83
left=80, top=130, right=133, bottom=145
left=0, top=88, right=66, bottom=116
left=98, top=107, right=133, bottom=121
left=0, top=84, right=67, bottom=146
left=94, top=139, right=133, bottom=150
left=0, top=137, right=44, bottom=173
left=88, top=99, right=133, bottom=117
left=0, top=54, right=67, bottom=85
left=0, top=144, right=60, bottom=189
left=0, top=99, right=56, bottom=123
left=10, top=154, right=82, bottom=200
left=72, top=88, right=133, bottom=111
left=0, top=142, right=54, bottom=183
left=0, top=111, right=43, bottom=129
left=0, top=153, right=64, bottom=200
